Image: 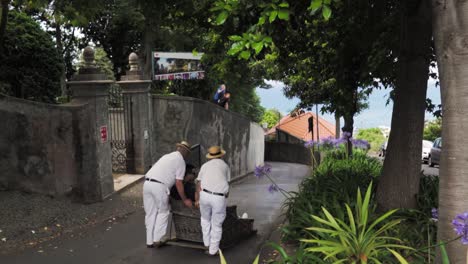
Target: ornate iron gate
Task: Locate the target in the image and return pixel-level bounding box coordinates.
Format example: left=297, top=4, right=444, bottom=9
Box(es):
left=108, top=85, right=135, bottom=173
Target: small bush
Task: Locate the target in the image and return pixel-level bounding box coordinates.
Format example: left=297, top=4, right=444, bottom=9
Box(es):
left=282, top=151, right=382, bottom=241
left=416, top=175, right=439, bottom=216
left=355, top=128, right=386, bottom=153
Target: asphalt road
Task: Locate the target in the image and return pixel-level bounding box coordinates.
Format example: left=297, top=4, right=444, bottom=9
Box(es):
left=1, top=162, right=310, bottom=264
left=421, top=163, right=439, bottom=176
left=376, top=155, right=439, bottom=176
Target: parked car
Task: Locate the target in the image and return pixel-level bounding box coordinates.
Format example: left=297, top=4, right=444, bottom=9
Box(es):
left=429, top=137, right=442, bottom=167
left=422, top=140, right=433, bottom=163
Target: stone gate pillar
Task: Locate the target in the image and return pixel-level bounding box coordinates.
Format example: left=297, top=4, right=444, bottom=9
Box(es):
left=67, top=46, right=114, bottom=203
left=117, top=53, right=152, bottom=174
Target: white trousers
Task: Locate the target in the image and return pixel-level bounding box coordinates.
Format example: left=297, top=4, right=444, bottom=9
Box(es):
left=199, top=191, right=227, bottom=255
left=143, top=181, right=170, bottom=245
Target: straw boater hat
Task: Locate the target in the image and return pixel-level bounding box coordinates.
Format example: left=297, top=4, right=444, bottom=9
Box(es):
left=176, top=141, right=191, bottom=152
left=206, top=146, right=226, bottom=159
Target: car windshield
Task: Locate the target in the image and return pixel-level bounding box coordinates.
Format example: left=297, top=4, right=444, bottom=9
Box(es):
left=423, top=140, right=433, bottom=148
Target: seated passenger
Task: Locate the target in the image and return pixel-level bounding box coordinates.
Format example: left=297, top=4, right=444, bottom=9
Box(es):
left=170, top=164, right=196, bottom=201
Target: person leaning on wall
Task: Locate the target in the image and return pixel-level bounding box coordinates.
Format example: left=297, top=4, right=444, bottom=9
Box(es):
left=213, top=84, right=226, bottom=103
left=217, top=90, right=231, bottom=110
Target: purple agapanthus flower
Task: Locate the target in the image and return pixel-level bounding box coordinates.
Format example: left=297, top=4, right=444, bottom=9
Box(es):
left=268, top=184, right=279, bottom=193
left=342, top=131, right=352, bottom=140
left=319, top=136, right=335, bottom=148
left=452, top=212, right=468, bottom=244
left=316, top=136, right=348, bottom=149
left=431, top=208, right=438, bottom=222
left=333, top=138, right=347, bottom=147
left=304, top=140, right=316, bottom=148
left=254, top=164, right=272, bottom=178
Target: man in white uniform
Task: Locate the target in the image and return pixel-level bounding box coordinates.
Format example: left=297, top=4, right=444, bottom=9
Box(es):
left=195, top=146, right=230, bottom=256
left=143, top=141, right=193, bottom=248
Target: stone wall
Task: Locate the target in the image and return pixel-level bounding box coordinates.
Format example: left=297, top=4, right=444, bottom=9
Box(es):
left=0, top=95, right=81, bottom=196
left=150, top=95, right=264, bottom=177
left=0, top=94, right=112, bottom=202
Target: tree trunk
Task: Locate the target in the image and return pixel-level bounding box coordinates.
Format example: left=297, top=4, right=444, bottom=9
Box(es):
left=142, top=26, right=154, bottom=79
left=55, top=20, right=67, bottom=97
left=376, top=0, right=432, bottom=211
left=141, top=8, right=160, bottom=79
left=432, top=0, right=468, bottom=262
left=0, top=0, right=10, bottom=55
left=342, top=112, right=354, bottom=155
left=335, top=112, right=341, bottom=139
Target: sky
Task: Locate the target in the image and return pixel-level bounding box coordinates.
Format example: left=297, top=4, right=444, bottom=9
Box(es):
left=255, top=79, right=441, bottom=129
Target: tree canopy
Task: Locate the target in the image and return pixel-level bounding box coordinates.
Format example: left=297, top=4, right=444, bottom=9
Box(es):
left=261, top=108, right=282, bottom=129
left=0, top=10, right=63, bottom=103
left=212, top=0, right=399, bottom=136
left=423, top=118, right=442, bottom=142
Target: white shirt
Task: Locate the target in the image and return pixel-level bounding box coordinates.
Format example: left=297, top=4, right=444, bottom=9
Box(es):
left=197, top=159, right=230, bottom=194
left=146, top=151, right=186, bottom=188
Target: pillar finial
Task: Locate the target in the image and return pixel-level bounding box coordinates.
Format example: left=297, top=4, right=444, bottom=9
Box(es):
left=82, top=46, right=96, bottom=68
left=129, top=52, right=139, bottom=72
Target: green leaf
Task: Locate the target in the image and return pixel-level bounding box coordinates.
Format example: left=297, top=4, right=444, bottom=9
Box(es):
left=388, top=249, right=409, bottom=264
left=279, top=2, right=289, bottom=8
left=219, top=249, right=227, bottom=264
left=228, top=42, right=243, bottom=55
left=266, top=242, right=290, bottom=260
left=439, top=244, right=450, bottom=264
left=258, top=16, right=266, bottom=26
left=269, top=10, right=278, bottom=23
left=216, top=11, right=228, bottom=25
left=322, top=5, right=332, bottom=20
left=228, top=35, right=243, bottom=41
left=278, top=9, right=289, bottom=20
left=240, top=50, right=251, bottom=60
left=309, top=0, right=322, bottom=12
left=252, top=254, right=260, bottom=264
left=345, top=204, right=356, bottom=234
left=252, top=42, right=264, bottom=54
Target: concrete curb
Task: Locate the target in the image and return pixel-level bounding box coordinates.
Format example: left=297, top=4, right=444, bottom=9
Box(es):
left=107, top=175, right=145, bottom=199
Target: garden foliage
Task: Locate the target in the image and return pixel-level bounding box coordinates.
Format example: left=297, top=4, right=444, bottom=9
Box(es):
left=302, top=183, right=412, bottom=263
left=279, top=147, right=443, bottom=263
left=355, top=128, right=386, bottom=153
left=283, top=150, right=382, bottom=241
left=0, top=11, right=63, bottom=103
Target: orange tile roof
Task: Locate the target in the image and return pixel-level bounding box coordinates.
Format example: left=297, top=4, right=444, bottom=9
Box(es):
left=266, top=112, right=336, bottom=141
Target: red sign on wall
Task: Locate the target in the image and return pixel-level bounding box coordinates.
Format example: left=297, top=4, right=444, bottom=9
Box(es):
left=100, top=126, right=107, bottom=143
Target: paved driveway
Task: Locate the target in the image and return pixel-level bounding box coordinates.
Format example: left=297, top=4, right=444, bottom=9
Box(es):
left=1, top=162, right=310, bottom=264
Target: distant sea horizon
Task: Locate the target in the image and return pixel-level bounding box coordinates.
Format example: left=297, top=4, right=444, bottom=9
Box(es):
left=256, top=79, right=440, bottom=130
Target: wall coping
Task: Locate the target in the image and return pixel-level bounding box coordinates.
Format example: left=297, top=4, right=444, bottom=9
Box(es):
left=0, top=93, right=86, bottom=111
left=151, top=94, right=262, bottom=127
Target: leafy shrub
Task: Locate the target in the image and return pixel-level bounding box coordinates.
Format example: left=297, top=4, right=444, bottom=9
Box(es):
left=0, top=11, right=63, bottom=103
left=302, top=183, right=412, bottom=263
left=416, top=175, right=439, bottom=216
left=355, top=128, right=386, bottom=152
left=423, top=119, right=442, bottom=142
left=282, top=151, right=382, bottom=241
